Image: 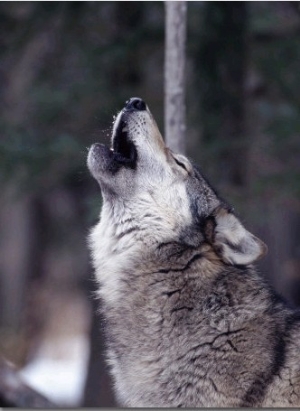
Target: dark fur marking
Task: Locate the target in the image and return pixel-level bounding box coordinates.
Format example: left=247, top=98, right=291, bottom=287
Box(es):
left=171, top=306, right=193, bottom=313
left=157, top=241, right=195, bottom=260
left=162, top=289, right=182, bottom=298
left=209, top=378, right=219, bottom=393
left=157, top=241, right=181, bottom=250
left=120, top=217, right=134, bottom=224
left=241, top=372, right=269, bottom=407
left=203, top=216, right=216, bottom=244
left=177, top=329, right=246, bottom=363
left=241, top=309, right=300, bottom=407
left=156, top=253, right=203, bottom=274
left=241, top=325, right=286, bottom=406
left=116, top=226, right=140, bottom=239
left=287, top=310, right=300, bottom=328
left=227, top=339, right=238, bottom=352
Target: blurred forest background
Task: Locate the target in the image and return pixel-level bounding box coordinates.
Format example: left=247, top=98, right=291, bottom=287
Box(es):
left=1, top=1, right=300, bottom=407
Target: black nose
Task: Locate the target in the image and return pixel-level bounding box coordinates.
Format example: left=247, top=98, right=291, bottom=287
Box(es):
left=125, top=97, right=146, bottom=112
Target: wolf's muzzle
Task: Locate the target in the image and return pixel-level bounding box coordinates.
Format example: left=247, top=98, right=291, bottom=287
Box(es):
left=88, top=98, right=146, bottom=178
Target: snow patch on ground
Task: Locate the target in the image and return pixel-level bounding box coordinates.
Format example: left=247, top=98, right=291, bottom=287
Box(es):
left=20, top=335, right=90, bottom=406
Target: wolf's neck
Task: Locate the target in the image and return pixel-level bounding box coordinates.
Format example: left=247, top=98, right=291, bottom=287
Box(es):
left=90, top=208, right=218, bottom=308
left=89, top=200, right=160, bottom=305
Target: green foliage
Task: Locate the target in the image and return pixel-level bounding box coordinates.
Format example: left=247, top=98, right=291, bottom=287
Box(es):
left=0, top=2, right=164, bottom=198
left=0, top=125, right=84, bottom=193
left=1, top=1, right=300, bottom=201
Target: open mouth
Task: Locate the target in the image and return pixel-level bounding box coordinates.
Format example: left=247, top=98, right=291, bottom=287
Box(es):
left=111, top=114, right=137, bottom=168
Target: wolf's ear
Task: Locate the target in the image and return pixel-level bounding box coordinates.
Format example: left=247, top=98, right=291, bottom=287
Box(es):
left=205, top=206, right=268, bottom=265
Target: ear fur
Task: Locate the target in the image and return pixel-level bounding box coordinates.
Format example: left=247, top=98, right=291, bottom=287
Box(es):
left=205, top=206, right=268, bottom=266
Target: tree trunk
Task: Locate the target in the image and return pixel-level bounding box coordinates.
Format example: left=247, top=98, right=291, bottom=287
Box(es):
left=164, top=1, right=187, bottom=154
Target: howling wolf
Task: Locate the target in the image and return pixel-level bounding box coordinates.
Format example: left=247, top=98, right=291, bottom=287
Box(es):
left=87, top=97, right=300, bottom=407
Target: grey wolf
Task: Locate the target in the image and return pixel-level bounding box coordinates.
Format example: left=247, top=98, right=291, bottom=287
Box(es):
left=87, top=97, right=300, bottom=407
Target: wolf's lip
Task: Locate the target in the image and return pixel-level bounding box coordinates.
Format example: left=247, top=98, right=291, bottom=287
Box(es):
left=111, top=113, right=137, bottom=167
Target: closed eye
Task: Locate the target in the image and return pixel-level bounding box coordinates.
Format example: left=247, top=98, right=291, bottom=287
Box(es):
left=175, top=158, right=187, bottom=171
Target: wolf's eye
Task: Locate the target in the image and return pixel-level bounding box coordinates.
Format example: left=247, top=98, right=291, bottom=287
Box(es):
left=175, top=158, right=187, bottom=171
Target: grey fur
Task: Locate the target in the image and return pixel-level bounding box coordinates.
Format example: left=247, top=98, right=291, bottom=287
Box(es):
left=87, top=100, right=300, bottom=407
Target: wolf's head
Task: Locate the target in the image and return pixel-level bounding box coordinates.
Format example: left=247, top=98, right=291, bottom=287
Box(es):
left=88, top=98, right=267, bottom=266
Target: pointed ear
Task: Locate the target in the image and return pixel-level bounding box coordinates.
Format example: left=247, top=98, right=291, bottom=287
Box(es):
left=205, top=206, right=268, bottom=266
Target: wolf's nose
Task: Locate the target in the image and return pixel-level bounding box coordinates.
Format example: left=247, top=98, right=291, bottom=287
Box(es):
left=125, top=97, right=146, bottom=112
